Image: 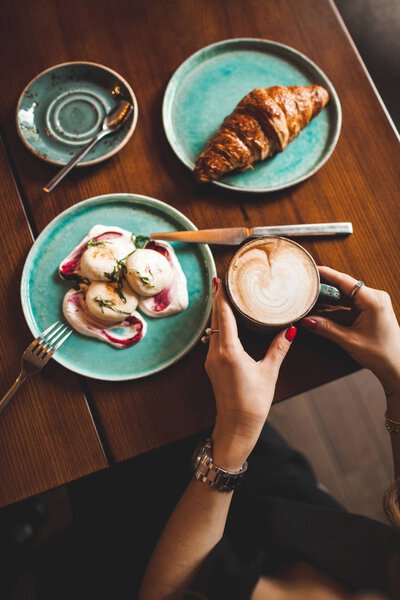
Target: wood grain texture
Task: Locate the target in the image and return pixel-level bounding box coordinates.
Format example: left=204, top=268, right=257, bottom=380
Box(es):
left=0, top=137, right=108, bottom=508
left=0, top=0, right=399, bottom=462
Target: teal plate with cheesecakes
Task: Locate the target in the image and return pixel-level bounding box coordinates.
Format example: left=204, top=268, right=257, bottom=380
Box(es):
left=163, top=38, right=341, bottom=193
left=20, top=194, right=216, bottom=381
left=16, top=62, right=138, bottom=166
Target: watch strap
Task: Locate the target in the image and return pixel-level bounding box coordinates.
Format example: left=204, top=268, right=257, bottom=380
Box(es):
left=192, top=438, right=248, bottom=492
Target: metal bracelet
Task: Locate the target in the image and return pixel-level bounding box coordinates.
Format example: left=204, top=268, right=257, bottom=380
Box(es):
left=385, top=411, right=400, bottom=435
left=385, top=422, right=400, bottom=435
left=385, top=410, right=400, bottom=426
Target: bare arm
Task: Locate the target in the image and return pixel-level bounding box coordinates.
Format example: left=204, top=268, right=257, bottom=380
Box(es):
left=139, top=279, right=295, bottom=599
left=138, top=480, right=234, bottom=600
left=300, top=266, right=400, bottom=480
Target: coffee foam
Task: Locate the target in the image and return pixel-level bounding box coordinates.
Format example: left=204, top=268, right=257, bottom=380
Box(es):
left=228, top=238, right=319, bottom=325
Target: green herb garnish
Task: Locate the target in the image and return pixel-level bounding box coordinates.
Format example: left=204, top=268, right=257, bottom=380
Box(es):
left=135, top=271, right=154, bottom=288
left=93, top=296, right=131, bottom=315
left=87, top=239, right=111, bottom=247
left=104, top=259, right=126, bottom=282
left=104, top=258, right=128, bottom=302
left=104, top=252, right=133, bottom=301
left=103, top=250, right=136, bottom=302
left=131, top=233, right=150, bottom=249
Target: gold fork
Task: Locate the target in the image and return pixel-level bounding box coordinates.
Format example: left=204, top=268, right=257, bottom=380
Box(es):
left=0, top=321, right=72, bottom=416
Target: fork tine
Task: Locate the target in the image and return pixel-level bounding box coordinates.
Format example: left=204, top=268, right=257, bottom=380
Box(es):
left=28, top=321, right=60, bottom=352
left=38, top=320, right=60, bottom=339
left=46, top=329, right=73, bottom=357
left=34, top=323, right=66, bottom=356
left=42, top=323, right=66, bottom=347
left=44, top=325, right=68, bottom=351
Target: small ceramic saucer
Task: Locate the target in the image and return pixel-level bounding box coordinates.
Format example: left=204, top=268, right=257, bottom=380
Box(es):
left=16, top=61, right=138, bottom=166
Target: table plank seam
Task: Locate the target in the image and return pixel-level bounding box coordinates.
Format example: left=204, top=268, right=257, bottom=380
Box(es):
left=80, top=378, right=116, bottom=466
left=0, top=124, right=38, bottom=239
left=0, top=125, right=114, bottom=470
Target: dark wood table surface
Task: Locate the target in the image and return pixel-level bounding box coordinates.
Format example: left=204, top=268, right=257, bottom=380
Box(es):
left=0, top=0, right=399, bottom=508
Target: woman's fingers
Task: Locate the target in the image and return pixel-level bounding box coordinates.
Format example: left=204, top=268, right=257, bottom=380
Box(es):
left=209, top=277, right=220, bottom=351
left=262, top=326, right=296, bottom=373
left=312, top=306, right=358, bottom=326
left=216, top=280, right=240, bottom=350
left=300, top=314, right=350, bottom=346
left=318, top=266, right=373, bottom=310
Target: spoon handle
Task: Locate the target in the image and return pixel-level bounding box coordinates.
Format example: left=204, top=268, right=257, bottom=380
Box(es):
left=43, top=130, right=106, bottom=193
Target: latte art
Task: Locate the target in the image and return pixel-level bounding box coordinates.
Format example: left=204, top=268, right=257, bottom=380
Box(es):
left=228, top=238, right=319, bottom=326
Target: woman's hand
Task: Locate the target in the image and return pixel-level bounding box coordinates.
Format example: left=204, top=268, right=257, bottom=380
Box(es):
left=205, top=278, right=296, bottom=471
left=300, top=266, right=400, bottom=393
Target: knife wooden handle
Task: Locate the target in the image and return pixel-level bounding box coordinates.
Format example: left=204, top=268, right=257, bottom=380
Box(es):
left=150, top=228, right=250, bottom=244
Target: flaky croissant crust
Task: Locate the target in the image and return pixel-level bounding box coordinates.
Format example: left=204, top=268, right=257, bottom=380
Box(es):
left=194, top=85, right=329, bottom=183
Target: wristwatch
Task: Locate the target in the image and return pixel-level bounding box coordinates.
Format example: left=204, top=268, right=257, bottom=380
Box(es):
left=191, top=438, right=248, bottom=492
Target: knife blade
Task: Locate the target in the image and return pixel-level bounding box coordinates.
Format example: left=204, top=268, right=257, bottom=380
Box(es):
left=150, top=223, right=353, bottom=245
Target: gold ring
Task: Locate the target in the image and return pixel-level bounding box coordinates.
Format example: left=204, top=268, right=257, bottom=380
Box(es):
left=350, top=280, right=365, bottom=300
left=201, top=327, right=219, bottom=344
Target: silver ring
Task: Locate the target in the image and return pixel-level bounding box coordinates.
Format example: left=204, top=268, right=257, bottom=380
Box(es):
left=350, top=280, right=365, bottom=300
left=201, top=327, right=219, bottom=344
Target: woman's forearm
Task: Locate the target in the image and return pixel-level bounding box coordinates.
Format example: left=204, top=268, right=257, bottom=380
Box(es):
left=139, top=277, right=293, bottom=599
left=139, top=478, right=234, bottom=600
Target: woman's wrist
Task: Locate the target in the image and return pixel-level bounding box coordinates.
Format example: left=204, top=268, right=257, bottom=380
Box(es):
left=380, top=373, right=400, bottom=401
left=379, top=371, right=400, bottom=422
left=212, top=439, right=250, bottom=471
left=376, top=365, right=400, bottom=396
left=211, top=423, right=258, bottom=471
left=386, top=391, right=400, bottom=422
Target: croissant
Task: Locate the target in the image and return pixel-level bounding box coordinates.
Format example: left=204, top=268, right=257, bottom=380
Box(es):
left=194, top=85, right=329, bottom=183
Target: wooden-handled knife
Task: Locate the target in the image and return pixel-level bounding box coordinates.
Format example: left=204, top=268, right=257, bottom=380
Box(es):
left=150, top=223, right=353, bottom=245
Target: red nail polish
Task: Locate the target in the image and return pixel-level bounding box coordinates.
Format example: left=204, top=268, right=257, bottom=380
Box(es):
left=285, top=325, right=297, bottom=342
left=301, top=317, right=317, bottom=329
left=212, top=277, right=219, bottom=295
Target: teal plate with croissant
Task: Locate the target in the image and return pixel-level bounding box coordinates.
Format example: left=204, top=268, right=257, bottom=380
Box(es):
left=163, top=38, right=341, bottom=193
left=20, top=194, right=216, bottom=381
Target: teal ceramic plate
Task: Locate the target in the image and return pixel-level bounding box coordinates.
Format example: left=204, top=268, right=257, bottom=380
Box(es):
left=163, top=38, right=341, bottom=193
left=20, top=194, right=216, bottom=381
left=16, top=62, right=138, bottom=166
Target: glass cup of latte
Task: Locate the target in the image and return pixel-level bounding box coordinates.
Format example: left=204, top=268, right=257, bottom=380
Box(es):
left=226, top=237, right=341, bottom=333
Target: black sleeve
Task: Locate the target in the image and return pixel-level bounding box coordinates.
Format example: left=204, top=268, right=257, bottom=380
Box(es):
left=185, top=536, right=265, bottom=600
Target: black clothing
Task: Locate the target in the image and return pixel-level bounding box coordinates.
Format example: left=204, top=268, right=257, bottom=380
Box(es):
left=25, top=424, right=400, bottom=599
left=189, top=425, right=400, bottom=599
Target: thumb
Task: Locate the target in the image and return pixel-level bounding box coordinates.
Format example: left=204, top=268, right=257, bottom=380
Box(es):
left=261, top=325, right=297, bottom=372
left=300, top=316, right=349, bottom=345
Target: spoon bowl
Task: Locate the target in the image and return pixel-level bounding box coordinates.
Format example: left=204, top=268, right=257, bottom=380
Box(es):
left=103, top=100, right=133, bottom=132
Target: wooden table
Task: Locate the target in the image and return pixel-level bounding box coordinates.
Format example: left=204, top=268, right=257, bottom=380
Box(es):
left=0, top=0, right=399, bottom=508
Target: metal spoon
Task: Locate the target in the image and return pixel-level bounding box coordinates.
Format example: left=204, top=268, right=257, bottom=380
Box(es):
left=43, top=100, right=133, bottom=193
